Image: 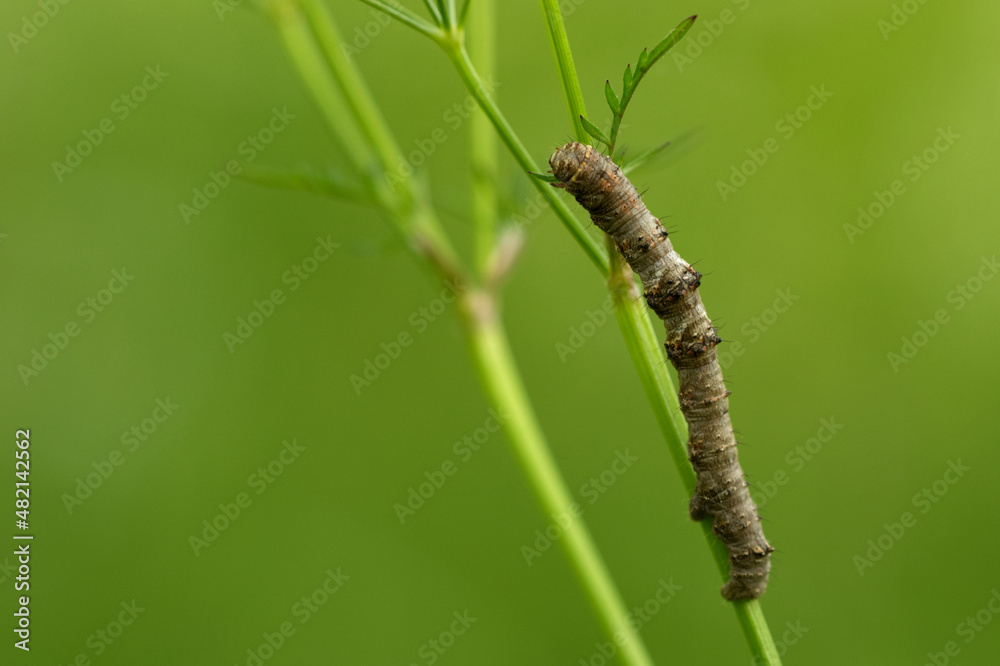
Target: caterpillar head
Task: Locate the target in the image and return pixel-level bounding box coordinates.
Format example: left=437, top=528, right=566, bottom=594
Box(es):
left=548, top=142, right=592, bottom=186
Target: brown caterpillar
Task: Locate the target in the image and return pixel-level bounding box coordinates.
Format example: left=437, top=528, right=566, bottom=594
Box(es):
left=549, top=142, right=773, bottom=601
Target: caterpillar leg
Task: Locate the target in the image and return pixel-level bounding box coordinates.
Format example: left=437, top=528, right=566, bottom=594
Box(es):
left=689, top=493, right=709, bottom=521
left=721, top=542, right=773, bottom=601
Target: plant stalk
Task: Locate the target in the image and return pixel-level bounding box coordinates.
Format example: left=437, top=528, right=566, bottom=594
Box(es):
left=266, top=0, right=374, bottom=180
left=539, top=0, right=588, bottom=141
left=441, top=42, right=610, bottom=275
left=467, top=0, right=498, bottom=275
left=459, top=292, right=655, bottom=666
left=269, top=3, right=656, bottom=663
left=275, top=0, right=461, bottom=270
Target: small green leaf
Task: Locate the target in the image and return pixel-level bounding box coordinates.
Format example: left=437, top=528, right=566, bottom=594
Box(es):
left=458, top=0, right=473, bottom=27
left=422, top=0, right=444, bottom=26
left=604, top=80, right=620, bottom=115
left=580, top=115, right=611, bottom=146
left=643, top=15, right=697, bottom=73
left=636, top=48, right=649, bottom=72
left=356, top=0, right=443, bottom=39
left=239, top=163, right=372, bottom=205
left=622, top=141, right=672, bottom=176
left=528, top=170, right=561, bottom=184
left=607, top=14, right=698, bottom=160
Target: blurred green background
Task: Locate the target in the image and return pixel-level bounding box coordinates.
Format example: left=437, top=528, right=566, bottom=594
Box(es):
left=3, top=0, right=999, bottom=664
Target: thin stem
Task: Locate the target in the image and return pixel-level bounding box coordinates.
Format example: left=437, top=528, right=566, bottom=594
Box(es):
left=607, top=87, right=631, bottom=158
left=357, top=0, right=443, bottom=39
left=467, top=0, right=498, bottom=276
left=422, top=0, right=444, bottom=26
left=539, top=0, right=588, bottom=142
left=442, top=43, right=609, bottom=275
left=268, top=8, right=650, bottom=663
left=542, top=7, right=783, bottom=665
left=279, top=0, right=462, bottom=270
left=608, top=15, right=696, bottom=159
left=299, top=0, right=404, bottom=186
left=458, top=0, right=473, bottom=27
left=265, top=0, right=373, bottom=181
left=606, top=240, right=691, bottom=488
left=460, top=294, right=654, bottom=666
left=736, top=600, right=783, bottom=666
left=460, top=11, right=650, bottom=662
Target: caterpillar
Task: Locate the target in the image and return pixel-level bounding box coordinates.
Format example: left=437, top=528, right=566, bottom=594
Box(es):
left=549, top=142, right=773, bottom=601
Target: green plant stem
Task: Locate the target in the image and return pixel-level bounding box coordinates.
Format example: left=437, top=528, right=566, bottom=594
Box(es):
left=467, top=0, right=498, bottom=275
left=459, top=293, right=654, bottom=666
left=443, top=0, right=458, bottom=29
left=540, top=5, right=782, bottom=665
left=266, top=0, right=373, bottom=180
left=461, top=8, right=652, bottom=662
left=441, top=41, right=609, bottom=275
left=298, top=0, right=404, bottom=187
left=273, top=0, right=461, bottom=271
left=605, top=241, right=691, bottom=486
left=535, top=2, right=696, bottom=487
left=422, top=0, right=444, bottom=26
left=539, top=0, right=588, bottom=141
left=269, top=5, right=655, bottom=663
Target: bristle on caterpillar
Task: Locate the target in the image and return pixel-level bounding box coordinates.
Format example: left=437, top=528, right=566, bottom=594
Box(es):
left=549, top=142, right=773, bottom=601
